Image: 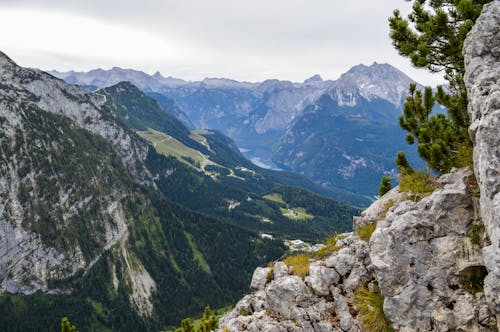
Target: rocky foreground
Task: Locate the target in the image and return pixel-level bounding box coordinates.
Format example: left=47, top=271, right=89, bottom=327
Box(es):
left=218, top=168, right=496, bottom=332
left=217, top=2, right=500, bottom=331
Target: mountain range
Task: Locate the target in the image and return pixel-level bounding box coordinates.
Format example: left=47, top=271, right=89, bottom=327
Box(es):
left=51, top=62, right=425, bottom=197
left=0, top=50, right=358, bottom=330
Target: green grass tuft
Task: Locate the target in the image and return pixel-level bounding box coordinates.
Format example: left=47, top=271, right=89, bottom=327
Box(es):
left=314, top=234, right=343, bottom=259
left=239, top=309, right=252, bottom=316
left=460, top=266, right=488, bottom=294
left=399, top=171, right=438, bottom=201
left=465, top=174, right=481, bottom=198
left=267, top=262, right=275, bottom=283
left=468, top=224, right=485, bottom=245
left=356, top=223, right=377, bottom=242
left=354, top=285, right=393, bottom=332
left=283, top=254, right=310, bottom=278
left=382, top=200, right=395, bottom=217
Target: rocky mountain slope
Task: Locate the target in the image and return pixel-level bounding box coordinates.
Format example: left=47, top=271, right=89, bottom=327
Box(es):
left=51, top=63, right=421, bottom=198
left=0, top=51, right=292, bottom=330
left=217, top=3, right=500, bottom=331
left=98, top=81, right=360, bottom=240
left=0, top=52, right=148, bottom=294
left=271, top=63, right=428, bottom=195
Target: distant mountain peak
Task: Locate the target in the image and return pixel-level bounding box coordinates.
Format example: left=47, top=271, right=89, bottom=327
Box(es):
left=330, top=62, right=416, bottom=107
left=153, top=71, right=164, bottom=79
left=304, top=74, right=323, bottom=83
left=0, top=50, right=16, bottom=67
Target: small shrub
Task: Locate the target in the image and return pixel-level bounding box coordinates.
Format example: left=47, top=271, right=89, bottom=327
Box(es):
left=468, top=224, right=485, bottom=245
left=399, top=171, right=438, bottom=201
left=267, top=262, right=275, bottom=283
left=382, top=200, right=395, bottom=217
left=354, top=285, right=393, bottom=332
left=61, top=317, right=77, bottom=332
left=379, top=176, right=392, bottom=197
left=315, top=234, right=343, bottom=259
left=465, top=174, right=480, bottom=198
left=222, top=327, right=230, bottom=332
left=239, top=309, right=252, bottom=316
left=395, top=151, right=414, bottom=175
left=455, top=145, right=474, bottom=169
left=283, top=254, right=310, bottom=278
left=356, top=223, right=377, bottom=242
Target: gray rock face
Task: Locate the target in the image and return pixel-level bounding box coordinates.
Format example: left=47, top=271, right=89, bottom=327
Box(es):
left=0, top=52, right=148, bottom=174
left=250, top=267, right=271, bottom=291
left=328, top=62, right=417, bottom=107
left=218, top=233, right=372, bottom=332
left=0, top=51, right=155, bottom=312
left=0, top=218, right=80, bottom=293
left=464, top=1, right=500, bottom=323
left=352, top=186, right=406, bottom=229
left=370, top=169, right=495, bottom=331
left=305, top=263, right=340, bottom=296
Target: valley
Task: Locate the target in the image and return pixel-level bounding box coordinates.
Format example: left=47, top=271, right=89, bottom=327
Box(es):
left=52, top=62, right=425, bottom=200
left=1, top=1, right=498, bottom=331
left=0, top=52, right=358, bottom=330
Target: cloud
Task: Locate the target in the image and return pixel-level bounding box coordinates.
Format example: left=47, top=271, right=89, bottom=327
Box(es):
left=0, top=0, right=445, bottom=86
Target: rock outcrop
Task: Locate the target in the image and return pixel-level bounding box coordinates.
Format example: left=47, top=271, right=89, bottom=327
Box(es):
left=464, top=1, right=500, bottom=324
left=370, top=169, right=494, bottom=331
left=218, top=233, right=371, bottom=332
left=218, top=169, right=497, bottom=331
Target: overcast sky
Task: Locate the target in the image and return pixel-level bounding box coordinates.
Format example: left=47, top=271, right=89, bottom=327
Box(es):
left=0, top=0, right=445, bottom=86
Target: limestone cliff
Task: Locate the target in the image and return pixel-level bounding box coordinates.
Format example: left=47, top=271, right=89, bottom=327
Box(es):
left=0, top=51, right=155, bottom=312
left=218, top=2, right=500, bottom=331
left=464, top=1, right=500, bottom=324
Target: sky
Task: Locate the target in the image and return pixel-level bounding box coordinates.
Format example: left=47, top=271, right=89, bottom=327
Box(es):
left=0, top=0, right=445, bottom=86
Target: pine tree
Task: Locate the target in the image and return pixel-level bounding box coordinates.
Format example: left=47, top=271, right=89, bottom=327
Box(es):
left=389, top=0, right=491, bottom=172
left=199, top=305, right=218, bottom=332
left=181, top=318, right=194, bottom=332
left=379, top=176, right=393, bottom=197
left=395, top=151, right=414, bottom=175
left=61, top=317, right=77, bottom=332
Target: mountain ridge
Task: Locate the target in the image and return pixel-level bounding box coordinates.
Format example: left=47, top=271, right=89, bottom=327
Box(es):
left=50, top=61, right=423, bottom=197
left=0, top=50, right=302, bottom=329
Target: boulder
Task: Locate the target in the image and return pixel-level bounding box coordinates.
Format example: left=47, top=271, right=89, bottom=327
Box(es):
left=250, top=267, right=271, bottom=291
left=370, top=169, right=493, bottom=331
left=305, top=263, right=340, bottom=296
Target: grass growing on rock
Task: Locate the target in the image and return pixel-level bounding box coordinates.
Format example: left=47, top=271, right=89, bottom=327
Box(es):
left=468, top=224, right=485, bottom=245
left=356, top=223, right=377, bottom=242
left=283, top=254, right=310, bottom=278
left=267, top=262, right=275, bottom=283
left=354, top=284, right=393, bottom=332
left=399, top=171, right=439, bottom=201
left=263, top=193, right=286, bottom=205
left=383, top=200, right=395, bottom=217
left=465, top=173, right=481, bottom=198
left=314, top=234, right=343, bottom=259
